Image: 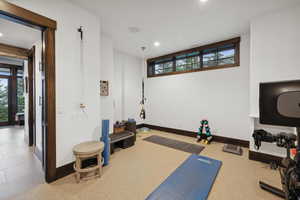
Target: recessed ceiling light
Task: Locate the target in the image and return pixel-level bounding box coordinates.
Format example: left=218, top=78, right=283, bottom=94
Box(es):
left=200, top=0, right=208, bottom=2
left=154, top=41, right=160, bottom=47
left=0, top=32, right=3, bottom=37
left=128, top=27, right=140, bottom=33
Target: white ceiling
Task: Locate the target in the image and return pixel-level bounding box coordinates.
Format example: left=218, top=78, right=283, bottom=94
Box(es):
left=71, top=0, right=300, bottom=58
left=0, top=17, right=41, bottom=49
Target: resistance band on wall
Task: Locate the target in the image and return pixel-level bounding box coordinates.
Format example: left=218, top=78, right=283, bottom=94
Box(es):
left=140, top=47, right=147, bottom=120
left=140, top=78, right=146, bottom=120
left=78, top=26, right=86, bottom=112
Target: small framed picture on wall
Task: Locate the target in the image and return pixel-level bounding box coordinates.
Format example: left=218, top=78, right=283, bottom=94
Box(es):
left=100, top=80, right=109, bottom=96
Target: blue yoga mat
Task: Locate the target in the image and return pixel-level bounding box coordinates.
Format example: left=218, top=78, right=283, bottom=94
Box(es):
left=146, top=154, right=222, bottom=200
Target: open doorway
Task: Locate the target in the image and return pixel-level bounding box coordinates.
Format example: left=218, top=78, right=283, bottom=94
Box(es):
left=0, top=0, right=57, bottom=185
left=0, top=17, right=45, bottom=198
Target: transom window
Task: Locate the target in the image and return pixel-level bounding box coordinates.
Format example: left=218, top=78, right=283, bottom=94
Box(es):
left=147, top=37, right=240, bottom=77
left=176, top=52, right=201, bottom=72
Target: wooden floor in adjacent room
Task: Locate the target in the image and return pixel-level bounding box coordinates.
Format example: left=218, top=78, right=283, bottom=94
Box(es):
left=10, top=130, right=281, bottom=200
left=0, top=127, right=44, bottom=200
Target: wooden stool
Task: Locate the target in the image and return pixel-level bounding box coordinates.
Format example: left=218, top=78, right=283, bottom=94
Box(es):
left=73, top=141, right=104, bottom=183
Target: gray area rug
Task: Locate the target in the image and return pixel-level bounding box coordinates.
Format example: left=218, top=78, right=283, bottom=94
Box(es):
left=143, top=135, right=204, bottom=154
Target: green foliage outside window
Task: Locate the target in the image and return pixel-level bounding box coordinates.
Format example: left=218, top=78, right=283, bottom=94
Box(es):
left=0, top=79, right=8, bottom=122
left=147, top=38, right=240, bottom=77
left=0, top=71, right=24, bottom=123
left=17, top=78, right=25, bottom=113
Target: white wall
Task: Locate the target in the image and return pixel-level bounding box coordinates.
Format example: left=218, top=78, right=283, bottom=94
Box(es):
left=123, top=53, right=143, bottom=125
left=8, top=0, right=101, bottom=167
left=113, top=50, right=124, bottom=122
left=113, top=50, right=143, bottom=125
left=100, top=42, right=143, bottom=132
left=250, top=5, right=300, bottom=117
left=100, top=35, right=114, bottom=132
left=249, top=6, right=300, bottom=156
left=144, top=34, right=251, bottom=141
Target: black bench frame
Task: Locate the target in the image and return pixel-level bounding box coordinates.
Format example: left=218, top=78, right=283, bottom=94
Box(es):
left=109, top=121, right=137, bottom=154
left=110, top=131, right=136, bottom=154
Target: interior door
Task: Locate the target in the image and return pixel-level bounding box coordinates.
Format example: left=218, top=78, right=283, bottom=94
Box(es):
left=0, top=76, right=10, bottom=126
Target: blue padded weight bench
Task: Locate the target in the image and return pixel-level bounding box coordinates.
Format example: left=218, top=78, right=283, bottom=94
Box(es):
left=146, top=154, right=222, bottom=200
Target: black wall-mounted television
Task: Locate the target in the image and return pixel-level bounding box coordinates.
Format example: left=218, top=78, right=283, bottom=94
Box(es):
left=259, top=80, right=300, bottom=127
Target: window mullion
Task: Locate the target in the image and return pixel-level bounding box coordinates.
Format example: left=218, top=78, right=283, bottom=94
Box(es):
left=172, top=57, right=176, bottom=72
left=200, top=51, right=203, bottom=69
left=216, top=48, right=219, bottom=65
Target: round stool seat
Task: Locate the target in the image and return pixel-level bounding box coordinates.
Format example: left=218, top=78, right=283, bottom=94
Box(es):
left=73, top=141, right=104, bottom=155
left=72, top=141, right=105, bottom=183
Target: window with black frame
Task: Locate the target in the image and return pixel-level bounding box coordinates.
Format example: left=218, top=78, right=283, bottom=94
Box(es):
left=148, top=57, right=173, bottom=76
left=147, top=37, right=240, bottom=77
left=176, top=52, right=201, bottom=72
left=0, top=69, right=9, bottom=123
left=0, top=64, right=24, bottom=125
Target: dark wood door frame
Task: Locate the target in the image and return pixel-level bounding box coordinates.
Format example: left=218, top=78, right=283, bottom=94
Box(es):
left=28, top=47, right=36, bottom=147
left=0, top=43, right=29, bottom=59
left=0, top=0, right=57, bottom=182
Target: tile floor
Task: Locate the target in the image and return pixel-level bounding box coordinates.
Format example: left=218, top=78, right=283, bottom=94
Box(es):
left=0, top=126, right=44, bottom=200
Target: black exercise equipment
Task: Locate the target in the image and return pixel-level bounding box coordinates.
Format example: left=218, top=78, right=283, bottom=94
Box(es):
left=222, top=144, right=243, bottom=156
left=252, top=80, right=300, bottom=200
left=253, top=129, right=297, bottom=199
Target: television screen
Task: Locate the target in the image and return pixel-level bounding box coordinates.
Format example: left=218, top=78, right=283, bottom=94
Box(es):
left=259, top=80, right=300, bottom=127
